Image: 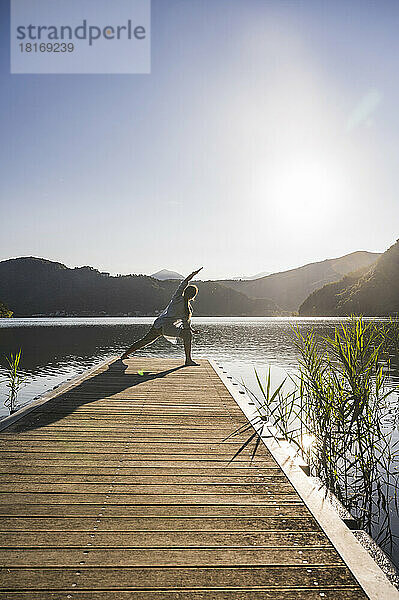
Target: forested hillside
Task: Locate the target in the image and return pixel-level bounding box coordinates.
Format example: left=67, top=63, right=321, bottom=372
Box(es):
left=0, top=257, right=280, bottom=317
left=299, top=240, right=399, bottom=316
left=220, top=251, right=380, bottom=311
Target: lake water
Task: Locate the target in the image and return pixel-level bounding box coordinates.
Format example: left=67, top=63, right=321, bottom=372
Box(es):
left=0, top=316, right=398, bottom=572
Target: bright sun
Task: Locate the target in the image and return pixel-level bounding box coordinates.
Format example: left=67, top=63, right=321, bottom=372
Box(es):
left=263, top=156, right=347, bottom=227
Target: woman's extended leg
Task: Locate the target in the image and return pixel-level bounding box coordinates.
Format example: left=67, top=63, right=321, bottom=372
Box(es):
left=121, top=327, right=161, bottom=359
left=181, top=328, right=199, bottom=366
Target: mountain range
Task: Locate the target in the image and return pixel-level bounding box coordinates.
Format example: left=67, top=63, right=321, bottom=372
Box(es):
left=229, top=271, right=271, bottom=281
left=0, top=246, right=393, bottom=317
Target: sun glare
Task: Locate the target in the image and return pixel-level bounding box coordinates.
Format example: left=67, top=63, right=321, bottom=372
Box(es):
left=264, top=156, right=347, bottom=228
left=301, top=433, right=315, bottom=452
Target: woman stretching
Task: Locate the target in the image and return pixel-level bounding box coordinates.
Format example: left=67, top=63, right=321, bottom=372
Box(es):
left=121, top=267, right=202, bottom=366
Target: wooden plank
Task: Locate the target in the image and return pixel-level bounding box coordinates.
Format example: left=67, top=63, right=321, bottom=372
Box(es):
left=0, top=547, right=342, bottom=566
left=0, top=507, right=312, bottom=518
left=0, top=493, right=301, bottom=505
left=0, top=474, right=286, bottom=483
left=0, top=530, right=330, bottom=547
left=0, top=467, right=282, bottom=476
left=0, top=483, right=295, bottom=493
left=0, top=590, right=369, bottom=600
left=0, top=565, right=362, bottom=588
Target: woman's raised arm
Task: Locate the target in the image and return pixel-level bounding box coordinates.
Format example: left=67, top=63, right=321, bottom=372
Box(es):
left=186, top=267, right=203, bottom=282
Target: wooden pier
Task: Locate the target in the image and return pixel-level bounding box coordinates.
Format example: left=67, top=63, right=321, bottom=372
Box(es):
left=0, top=357, right=394, bottom=598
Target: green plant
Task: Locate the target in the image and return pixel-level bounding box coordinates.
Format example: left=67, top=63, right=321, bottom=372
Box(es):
left=233, top=317, right=399, bottom=557
left=0, top=301, right=13, bottom=318
left=291, top=319, right=397, bottom=506
left=4, top=350, right=25, bottom=414
left=224, top=368, right=288, bottom=464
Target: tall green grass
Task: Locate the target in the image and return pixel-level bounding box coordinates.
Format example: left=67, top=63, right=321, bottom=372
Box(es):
left=4, top=350, right=25, bottom=414
left=233, top=317, right=399, bottom=554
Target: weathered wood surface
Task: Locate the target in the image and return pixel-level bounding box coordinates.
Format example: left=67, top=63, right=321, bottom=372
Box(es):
left=0, top=358, right=367, bottom=599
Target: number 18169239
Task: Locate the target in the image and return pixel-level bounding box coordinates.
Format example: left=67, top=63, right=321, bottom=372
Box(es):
left=19, top=42, right=75, bottom=53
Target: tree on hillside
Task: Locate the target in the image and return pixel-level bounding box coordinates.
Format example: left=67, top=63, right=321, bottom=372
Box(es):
left=0, top=301, right=13, bottom=318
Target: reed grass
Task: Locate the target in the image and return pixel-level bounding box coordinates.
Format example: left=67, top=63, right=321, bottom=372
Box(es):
left=4, top=350, right=25, bottom=414
left=231, top=317, right=399, bottom=556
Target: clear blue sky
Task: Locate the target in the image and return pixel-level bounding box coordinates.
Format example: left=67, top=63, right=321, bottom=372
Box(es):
left=1, top=0, right=399, bottom=279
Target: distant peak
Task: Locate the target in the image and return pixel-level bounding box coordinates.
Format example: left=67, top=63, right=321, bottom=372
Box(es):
left=231, top=271, right=271, bottom=281
left=151, top=269, right=184, bottom=280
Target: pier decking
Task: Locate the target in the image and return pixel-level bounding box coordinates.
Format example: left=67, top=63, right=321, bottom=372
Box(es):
left=0, top=357, right=391, bottom=598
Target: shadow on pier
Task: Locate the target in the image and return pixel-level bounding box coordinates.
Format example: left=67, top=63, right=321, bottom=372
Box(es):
left=4, top=359, right=184, bottom=432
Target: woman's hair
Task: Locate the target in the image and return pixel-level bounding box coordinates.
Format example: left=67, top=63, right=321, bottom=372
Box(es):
left=183, top=284, right=198, bottom=300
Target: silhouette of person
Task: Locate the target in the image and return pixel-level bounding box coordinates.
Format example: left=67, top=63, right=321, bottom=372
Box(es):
left=121, top=267, right=202, bottom=366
